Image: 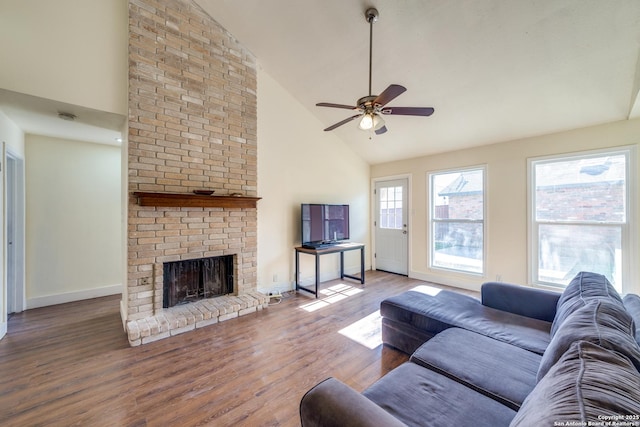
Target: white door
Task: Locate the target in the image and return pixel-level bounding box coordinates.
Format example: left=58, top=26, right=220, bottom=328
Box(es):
left=374, top=178, right=408, bottom=275
left=0, top=144, right=6, bottom=340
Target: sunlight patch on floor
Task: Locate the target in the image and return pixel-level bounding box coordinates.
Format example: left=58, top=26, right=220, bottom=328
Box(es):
left=299, top=283, right=364, bottom=312
left=410, top=285, right=443, bottom=296
left=299, top=299, right=331, bottom=312
left=339, top=310, right=382, bottom=349
left=324, top=293, right=348, bottom=304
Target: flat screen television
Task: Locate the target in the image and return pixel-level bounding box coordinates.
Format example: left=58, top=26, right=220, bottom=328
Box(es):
left=301, top=204, right=350, bottom=249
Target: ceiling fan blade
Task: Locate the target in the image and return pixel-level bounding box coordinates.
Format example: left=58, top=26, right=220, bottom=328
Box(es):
left=374, top=84, right=407, bottom=107
left=324, top=114, right=362, bottom=131
left=381, top=107, right=435, bottom=116
left=316, top=102, right=359, bottom=110
left=375, top=125, right=387, bottom=135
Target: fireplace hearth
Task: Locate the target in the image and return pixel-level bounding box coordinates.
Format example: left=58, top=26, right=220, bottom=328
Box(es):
left=163, top=255, right=235, bottom=308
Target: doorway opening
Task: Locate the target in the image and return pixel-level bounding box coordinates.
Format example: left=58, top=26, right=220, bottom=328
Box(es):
left=6, top=152, right=25, bottom=315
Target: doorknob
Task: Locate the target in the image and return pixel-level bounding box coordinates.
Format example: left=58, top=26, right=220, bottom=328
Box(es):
left=403, top=231, right=407, bottom=234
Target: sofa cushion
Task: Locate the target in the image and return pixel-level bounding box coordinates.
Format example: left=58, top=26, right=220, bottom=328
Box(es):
left=551, top=271, right=624, bottom=337
left=381, top=316, right=438, bottom=355
left=623, top=294, right=640, bottom=346
left=410, top=328, right=541, bottom=410
left=538, top=299, right=640, bottom=381
left=481, top=282, right=560, bottom=322
left=510, top=341, right=640, bottom=427
left=363, top=362, right=517, bottom=427
left=300, top=378, right=408, bottom=427
left=381, top=290, right=551, bottom=354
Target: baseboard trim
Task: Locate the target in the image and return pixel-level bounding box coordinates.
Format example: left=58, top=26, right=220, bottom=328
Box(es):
left=0, top=321, right=6, bottom=340
left=26, top=284, right=122, bottom=309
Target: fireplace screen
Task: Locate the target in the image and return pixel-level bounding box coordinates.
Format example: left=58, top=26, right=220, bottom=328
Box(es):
left=163, top=255, right=234, bottom=308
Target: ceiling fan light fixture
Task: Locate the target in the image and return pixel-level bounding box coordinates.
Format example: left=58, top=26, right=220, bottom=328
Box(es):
left=373, top=114, right=385, bottom=130
left=358, top=113, right=374, bottom=130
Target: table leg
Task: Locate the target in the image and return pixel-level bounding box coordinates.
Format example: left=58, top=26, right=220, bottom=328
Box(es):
left=295, top=250, right=300, bottom=290
left=360, top=246, right=365, bottom=285
left=315, top=253, right=320, bottom=298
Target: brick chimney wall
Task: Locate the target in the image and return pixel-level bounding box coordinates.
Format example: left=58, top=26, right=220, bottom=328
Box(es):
left=126, top=0, right=258, bottom=322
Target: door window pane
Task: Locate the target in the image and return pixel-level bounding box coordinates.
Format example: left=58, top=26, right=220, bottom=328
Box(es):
left=379, top=185, right=403, bottom=230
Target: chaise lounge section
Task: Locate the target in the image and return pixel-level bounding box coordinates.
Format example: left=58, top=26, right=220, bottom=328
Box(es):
left=300, top=272, right=640, bottom=426
left=379, top=280, right=560, bottom=355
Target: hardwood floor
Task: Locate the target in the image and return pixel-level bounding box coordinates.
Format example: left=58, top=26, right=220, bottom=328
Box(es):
left=0, top=271, right=475, bottom=426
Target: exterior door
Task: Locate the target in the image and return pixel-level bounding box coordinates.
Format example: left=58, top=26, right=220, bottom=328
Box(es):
left=374, top=178, right=408, bottom=275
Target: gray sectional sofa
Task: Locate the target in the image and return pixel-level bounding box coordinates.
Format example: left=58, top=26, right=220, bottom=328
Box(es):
left=300, top=272, right=640, bottom=426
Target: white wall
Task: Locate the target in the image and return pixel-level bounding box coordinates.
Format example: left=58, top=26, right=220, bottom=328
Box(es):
left=257, top=68, right=371, bottom=294
left=25, top=135, right=122, bottom=308
left=0, top=112, right=26, bottom=159
left=0, top=0, right=128, bottom=115
left=0, top=0, right=128, bottom=313
left=371, top=118, right=640, bottom=294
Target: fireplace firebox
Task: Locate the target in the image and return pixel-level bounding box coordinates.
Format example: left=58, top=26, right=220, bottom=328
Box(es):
left=163, top=255, right=235, bottom=308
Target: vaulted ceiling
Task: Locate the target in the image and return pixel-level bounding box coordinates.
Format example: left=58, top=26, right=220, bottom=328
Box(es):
left=195, top=0, right=640, bottom=164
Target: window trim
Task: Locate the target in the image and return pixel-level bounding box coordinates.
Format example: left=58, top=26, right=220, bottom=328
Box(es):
left=527, top=146, right=637, bottom=292
left=428, top=165, right=487, bottom=276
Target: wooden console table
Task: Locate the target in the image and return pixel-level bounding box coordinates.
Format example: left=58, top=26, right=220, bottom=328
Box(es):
left=294, top=243, right=365, bottom=298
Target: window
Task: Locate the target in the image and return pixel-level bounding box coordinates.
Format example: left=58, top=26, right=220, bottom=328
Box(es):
left=379, top=185, right=403, bottom=230
left=429, top=167, right=485, bottom=274
left=530, top=149, right=633, bottom=292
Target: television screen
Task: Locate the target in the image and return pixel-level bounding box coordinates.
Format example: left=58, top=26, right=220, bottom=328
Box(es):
left=301, top=204, right=350, bottom=248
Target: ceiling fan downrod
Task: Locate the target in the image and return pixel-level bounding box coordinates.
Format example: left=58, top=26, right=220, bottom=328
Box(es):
left=366, top=8, right=378, bottom=97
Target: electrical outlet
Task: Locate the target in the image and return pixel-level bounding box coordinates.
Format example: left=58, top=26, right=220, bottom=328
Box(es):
left=272, top=274, right=278, bottom=282
left=141, top=277, right=151, bottom=286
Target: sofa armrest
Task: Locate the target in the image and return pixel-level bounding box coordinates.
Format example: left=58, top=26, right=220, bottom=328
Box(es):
left=300, top=378, right=407, bottom=427
left=481, top=282, right=560, bottom=322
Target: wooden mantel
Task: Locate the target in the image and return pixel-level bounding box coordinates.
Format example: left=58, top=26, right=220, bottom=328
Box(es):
left=132, top=192, right=261, bottom=208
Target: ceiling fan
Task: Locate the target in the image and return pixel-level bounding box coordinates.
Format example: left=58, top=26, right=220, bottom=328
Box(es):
left=316, top=8, right=435, bottom=135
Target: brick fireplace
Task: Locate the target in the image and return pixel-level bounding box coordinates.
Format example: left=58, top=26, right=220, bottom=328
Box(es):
left=124, top=0, right=267, bottom=346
